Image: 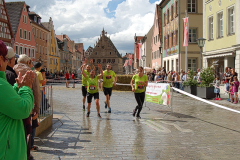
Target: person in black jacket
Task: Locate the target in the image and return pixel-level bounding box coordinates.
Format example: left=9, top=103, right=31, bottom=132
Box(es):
left=5, top=46, right=18, bottom=86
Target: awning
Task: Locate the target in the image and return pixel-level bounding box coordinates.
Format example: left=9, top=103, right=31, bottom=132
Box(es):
left=203, top=52, right=233, bottom=59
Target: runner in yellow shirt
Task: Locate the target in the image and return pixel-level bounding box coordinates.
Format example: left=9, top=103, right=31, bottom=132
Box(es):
left=80, top=58, right=95, bottom=111
left=102, top=64, right=117, bottom=113
left=81, top=62, right=103, bottom=118
left=130, top=66, right=148, bottom=119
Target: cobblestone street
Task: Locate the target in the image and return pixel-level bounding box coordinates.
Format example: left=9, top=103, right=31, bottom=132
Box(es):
left=33, top=84, right=240, bottom=160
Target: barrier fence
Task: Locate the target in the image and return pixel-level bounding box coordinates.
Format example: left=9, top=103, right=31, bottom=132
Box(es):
left=38, top=85, right=53, bottom=123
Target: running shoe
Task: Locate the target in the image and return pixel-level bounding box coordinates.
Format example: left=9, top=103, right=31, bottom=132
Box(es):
left=108, top=108, right=111, bottom=113
left=136, top=116, right=141, bottom=119
left=83, top=105, right=85, bottom=111
left=105, top=101, right=107, bottom=109
left=98, top=113, right=102, bottom=118
left=132, top=109, right=136, bottom=117
left=86, top=112, right=90, bottom=117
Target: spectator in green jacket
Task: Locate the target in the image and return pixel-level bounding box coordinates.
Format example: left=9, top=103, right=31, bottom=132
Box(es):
left=0, top=40, right=35, bottom=160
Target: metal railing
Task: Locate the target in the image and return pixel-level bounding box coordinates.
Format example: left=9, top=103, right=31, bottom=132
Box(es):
left=38, top=85, right=53, bottom=123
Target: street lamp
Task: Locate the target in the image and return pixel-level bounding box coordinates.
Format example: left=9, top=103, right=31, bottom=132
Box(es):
left=197, top=37, right=206, bottom=69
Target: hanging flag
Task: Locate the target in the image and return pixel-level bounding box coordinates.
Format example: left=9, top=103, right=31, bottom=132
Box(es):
left=183, top=17, right=189, bottom=47
left=138, top=43, right=142, bottom=59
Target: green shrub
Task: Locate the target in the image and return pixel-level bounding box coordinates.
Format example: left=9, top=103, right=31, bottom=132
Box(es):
left=112, top=75, right=133, bottom=91
left=199, top=67, right=215, bottom=87
left=182, top=70, right=198, bottom=87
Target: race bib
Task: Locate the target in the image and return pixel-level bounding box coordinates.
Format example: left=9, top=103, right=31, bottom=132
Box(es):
left=138, top=85, right=144, bottom=89
left=106, top=75, right=111, bottom=79
left=89, top=85, right=95, bottom=90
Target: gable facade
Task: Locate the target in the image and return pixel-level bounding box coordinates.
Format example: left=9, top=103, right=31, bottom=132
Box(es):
left=0, top=0, right=14, bottom=46
left=89, top=29, right=123, bottom=74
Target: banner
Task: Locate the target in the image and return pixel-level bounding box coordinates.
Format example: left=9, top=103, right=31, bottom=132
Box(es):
left=138, top=43, right=142, bottom=60
left=145, top=83, right=170, bottom=105
left=183, top=17, right=189, bottom=47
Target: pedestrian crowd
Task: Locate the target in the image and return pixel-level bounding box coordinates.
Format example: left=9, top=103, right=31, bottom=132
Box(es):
left=146, top=66, right=239, bottom=103
left=0, top=40, right=47, bottom=160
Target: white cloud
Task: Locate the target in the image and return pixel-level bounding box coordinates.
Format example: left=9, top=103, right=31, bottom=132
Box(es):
left=5, top=0, right=161, bottom=53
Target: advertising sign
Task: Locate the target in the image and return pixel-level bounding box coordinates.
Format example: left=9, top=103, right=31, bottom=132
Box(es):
left=145, top=83, right=170, bottom=105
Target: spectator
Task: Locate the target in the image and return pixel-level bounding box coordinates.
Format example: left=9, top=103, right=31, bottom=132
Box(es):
left=40, top=69, right=47, bottom=86
left=5, top=46, right=18, bottom=86
left=225, top=67, right=232, bottom=101
left=14, top=55, right=41, bottom=157
left=65, top=70, right=70, bottom=88
left=0, top=40, right=35, bottom=160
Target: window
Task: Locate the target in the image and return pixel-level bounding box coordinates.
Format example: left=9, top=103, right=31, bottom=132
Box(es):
left=1, top=26, right=5, bottom=33
left=172, top=60, right=174, bottom=71
left=167, top=35, right=169, bottom=49
left=103, top=59, right=106, bottom=63
left=95, top=52, right=97, bottom=55
left=93, top=59, right=95, bottom=63
left=171, top=32, right=174, bottom=47
left=189, top=28, right=197, bottom=43
left=32, top=49, right=35, bottom=58
left=36, top=44, right=38, bottom=52
left=29, top=49, right=31, bottom=57
left=175, top=1, right=178, bottom=17
left=176, top=30, right=178, bottom=45
left=34, top=16, right=37, bottom=22
left=208, top=16, right=214, bottom=40
left=40, top=31, right=41, bottom=39
left=15, top=46, right=18, bottom=55
left=167, top=9, right=169, bottom=23
left=188, top=58, right=197, bottom=71
left=20, top=47, right=23, bottom=54
left=110, top=52, right=111, bottom=55
left=97, top=59, right=101, bottom=63
left=20, top=29, right=22, bottom=38
left=39, top=45, right=41, bottom=54
left=28, top=31, right=31, bottom=40
left=188, top=0, right=196, bottom=13
left=217, top=12, right=223, bottom=38
left=50, top=58, right=52, bottom=64
left=43, top=33, right=44, bottom=40
left=158, top=34, right=160, bottom=42
left=228, top=7, right=235, bottom=35
left=36, top=29, right=38, bottom=38
left=25, top=48, right=27, bottom=54
left=164, top=13, right=166, bottom=25
left=107, top=59, right=111, bottom=63
left=112, top=59, right=115, bottom=63
left=33, top=27, right=35, bottom=35
left=176, top=59, right=179, bottom=72
left=24, top=30, right=27, bottom=39
left=171, top=5, right=174, bottom=20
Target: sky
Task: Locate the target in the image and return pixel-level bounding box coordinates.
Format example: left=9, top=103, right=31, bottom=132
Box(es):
left=5, top=0, right=161, bottom=54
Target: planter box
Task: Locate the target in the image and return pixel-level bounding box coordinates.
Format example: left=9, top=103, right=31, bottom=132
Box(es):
left=197, top=87, right=215, bottom=99
left=184, top=86, right=197, bottom=95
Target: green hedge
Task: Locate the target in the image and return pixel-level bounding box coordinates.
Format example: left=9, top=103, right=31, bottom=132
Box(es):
left=113, top=75, right=133, bottom=91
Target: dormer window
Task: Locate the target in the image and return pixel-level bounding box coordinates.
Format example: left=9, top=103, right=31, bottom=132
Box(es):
left=38, top=18, right=41, bottom=24
left=34, top=16, right=37, bottom=22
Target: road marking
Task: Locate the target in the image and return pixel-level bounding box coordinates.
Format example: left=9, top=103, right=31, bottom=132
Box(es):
left=160, top=121, right=193, bottom=133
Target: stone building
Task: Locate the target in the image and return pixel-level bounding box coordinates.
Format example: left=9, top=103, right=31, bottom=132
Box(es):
left=42, top=17, right=60, bottom=73
left=84, top=46, right=93, bottom=59
left=28, top=11, right=49, bottom=70
left=88, top=29, right=123, bottom=74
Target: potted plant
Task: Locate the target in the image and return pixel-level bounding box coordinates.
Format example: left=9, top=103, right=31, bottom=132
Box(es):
left=183, top=70, right=198, bottom=95
left=197, top=67, right=215, bottom=99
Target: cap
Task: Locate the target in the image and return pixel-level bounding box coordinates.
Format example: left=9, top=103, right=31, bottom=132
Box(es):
left=34, top=62, right=42, bottom=68
left=6, top=46, right=16, bottom=59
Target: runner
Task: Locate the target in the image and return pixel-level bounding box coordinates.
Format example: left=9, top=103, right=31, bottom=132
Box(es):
left=81, top=63, right=103, bottom=118
left=130, top=66, right=148, bottom=119
left=102, top=64, right=117, bottom=113
left=81, top=58, right=95, bottom=111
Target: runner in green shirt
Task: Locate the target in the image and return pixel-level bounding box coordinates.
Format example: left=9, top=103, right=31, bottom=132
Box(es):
left=102, top=64, right=117, bottom=113
left=81, top=62, right=103, bottom=118
left=130, top=66, right=148, bottom=119
left=81, top=58, right=95, bottom=111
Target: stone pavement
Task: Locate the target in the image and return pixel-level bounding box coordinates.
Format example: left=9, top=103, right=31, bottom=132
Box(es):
left=32, top=84, right=240, bottom=160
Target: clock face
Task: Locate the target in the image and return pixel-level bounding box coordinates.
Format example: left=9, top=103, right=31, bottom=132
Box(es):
left=102, top=46, right=104, bottom=49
